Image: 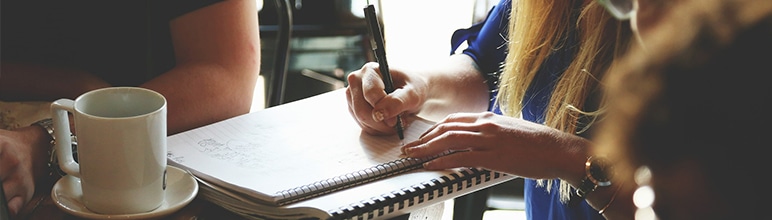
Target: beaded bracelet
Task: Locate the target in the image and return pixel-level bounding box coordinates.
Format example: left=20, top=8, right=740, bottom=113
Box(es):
left=33, top=118, right=77, bottom=180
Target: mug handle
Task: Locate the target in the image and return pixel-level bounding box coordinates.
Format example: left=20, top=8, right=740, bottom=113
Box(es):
left=51, top=99, right=80, bottom=178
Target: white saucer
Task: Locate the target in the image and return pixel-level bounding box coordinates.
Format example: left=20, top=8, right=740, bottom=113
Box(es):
left=51, top=165, right=199, bottom=219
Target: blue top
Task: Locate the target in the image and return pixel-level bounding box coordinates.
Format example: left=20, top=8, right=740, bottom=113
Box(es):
left=450, top=0, right=604, bottom=219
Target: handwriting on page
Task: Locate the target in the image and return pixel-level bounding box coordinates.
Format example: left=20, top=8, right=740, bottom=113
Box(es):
left=194, top=139, right=260, bottom=168
left=169, top=117, right=433, bottom=170
left=166, top=90, right=438, bottom=204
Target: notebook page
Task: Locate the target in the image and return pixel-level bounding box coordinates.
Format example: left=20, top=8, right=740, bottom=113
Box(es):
left=167, top=89, right=434, bottom=205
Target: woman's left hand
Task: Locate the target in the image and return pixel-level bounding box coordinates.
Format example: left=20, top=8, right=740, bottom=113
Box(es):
left=401, top=112, right=589, bottom=180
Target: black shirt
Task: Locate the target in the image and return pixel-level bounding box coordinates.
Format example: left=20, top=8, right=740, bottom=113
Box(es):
left=1, top=0, right=222, bottom=86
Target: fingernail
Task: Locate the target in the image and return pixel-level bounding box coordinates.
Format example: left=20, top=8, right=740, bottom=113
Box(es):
left=372, top=110, right=385, bottom=122
left=423, top=161, right=433, bottom=169
left=403, top=146, right=416, bottom=157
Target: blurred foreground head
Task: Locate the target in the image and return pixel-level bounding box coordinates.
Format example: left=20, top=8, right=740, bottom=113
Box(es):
left=597, top=0, right=772, bottom=219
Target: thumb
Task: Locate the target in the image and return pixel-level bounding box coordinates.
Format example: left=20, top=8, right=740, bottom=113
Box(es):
left=371, top=87, right=416, bottom=124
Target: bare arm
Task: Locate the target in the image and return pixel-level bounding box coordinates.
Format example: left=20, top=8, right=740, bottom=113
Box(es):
left=401, top=112, right=636, bottom=219
left=142, top=0, right=260, bottom=134
left=1, top=0, right=261, bottom=134
left=417, top=54, right=491, bottom=120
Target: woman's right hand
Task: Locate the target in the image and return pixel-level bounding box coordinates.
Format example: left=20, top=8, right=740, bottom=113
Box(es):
left=345, top=62, right=428, bottom=136
left=346, top=55, right=492, bottom=136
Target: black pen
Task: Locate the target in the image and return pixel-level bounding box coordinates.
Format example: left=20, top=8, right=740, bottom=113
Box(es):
left=364, top=4, right=404, bottom=140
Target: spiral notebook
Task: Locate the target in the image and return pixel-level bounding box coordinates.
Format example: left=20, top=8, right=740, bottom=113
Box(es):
left=166, top=89, right=516, bottom=219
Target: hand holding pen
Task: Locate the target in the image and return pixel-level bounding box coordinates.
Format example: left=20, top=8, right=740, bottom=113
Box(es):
left=364, top=4, right=405, bottom=140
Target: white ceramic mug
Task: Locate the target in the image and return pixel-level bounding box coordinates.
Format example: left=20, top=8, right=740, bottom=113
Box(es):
left=52, top=87, right=167, bottom=214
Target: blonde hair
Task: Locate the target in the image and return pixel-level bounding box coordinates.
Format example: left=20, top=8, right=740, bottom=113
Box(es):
left=496, top=0, right=632, bottom=202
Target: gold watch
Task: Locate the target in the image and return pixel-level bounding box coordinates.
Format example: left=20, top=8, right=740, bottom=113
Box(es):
left=575, top=156, right=614, bottom=198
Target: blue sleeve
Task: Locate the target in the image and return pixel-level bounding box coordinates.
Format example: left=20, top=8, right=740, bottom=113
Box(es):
left=450, top=0, right=510, bottom=90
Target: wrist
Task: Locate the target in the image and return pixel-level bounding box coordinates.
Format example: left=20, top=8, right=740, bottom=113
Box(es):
left=15, top=123, right=54, bottom=185
left=553, top=133, right=593, bottom=185
left=32, top=118, right=73, bottom=184
left=568, top=155, right=614, bottom=208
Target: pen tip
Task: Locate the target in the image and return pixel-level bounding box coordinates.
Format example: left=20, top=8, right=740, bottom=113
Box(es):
left=395, top=115, right=405, bottom=140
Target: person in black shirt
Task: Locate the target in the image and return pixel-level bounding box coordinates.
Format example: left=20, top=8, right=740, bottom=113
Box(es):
left=0, top=0, right=261, bottom=217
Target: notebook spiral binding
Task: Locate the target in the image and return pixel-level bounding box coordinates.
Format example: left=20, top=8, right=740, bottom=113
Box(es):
left=328, top=167, right=509, bottom=220
left=276, top=156, right=439, bottom=206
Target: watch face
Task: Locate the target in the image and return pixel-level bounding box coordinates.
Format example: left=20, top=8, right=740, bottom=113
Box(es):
left=587, top=156, right=613, bottom=186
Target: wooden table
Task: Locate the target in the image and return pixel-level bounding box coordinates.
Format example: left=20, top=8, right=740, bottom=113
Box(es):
left=16, top=183, right=241, bottom=220
left=5, top=96, right=451, bottom=220
left=15, top=182, right=445, bottom=220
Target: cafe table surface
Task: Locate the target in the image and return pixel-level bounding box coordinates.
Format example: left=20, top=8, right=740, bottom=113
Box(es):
left=2, top=99, right=448, bottom=220
left=15, top=182, right=446, bottom=220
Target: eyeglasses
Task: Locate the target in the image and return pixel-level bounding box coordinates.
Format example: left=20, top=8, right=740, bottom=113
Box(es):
left=596, top=0, right=636, bottom=20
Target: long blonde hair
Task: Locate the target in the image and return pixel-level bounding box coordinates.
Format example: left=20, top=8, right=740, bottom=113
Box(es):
left=496, top=0, right=632, bottom=202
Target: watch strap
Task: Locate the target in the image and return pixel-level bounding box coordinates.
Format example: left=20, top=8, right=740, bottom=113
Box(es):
left=575, top=176, right=597, bottom=198
left=575, top=156, right=614, bottom=198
